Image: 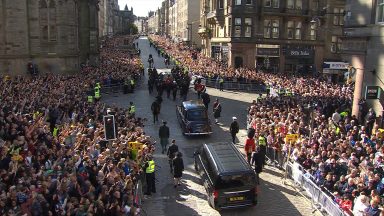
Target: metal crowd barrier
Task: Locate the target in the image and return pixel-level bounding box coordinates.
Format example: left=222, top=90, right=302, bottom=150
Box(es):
left=205, top=78, right=266, bottom=93
left=286, top=162, right=348, bottom=216
left=265, top=146, right=285, bottom=169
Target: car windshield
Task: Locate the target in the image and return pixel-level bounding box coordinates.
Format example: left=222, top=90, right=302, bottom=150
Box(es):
left=215, top=174, right=254, bottom=190
left=187, top=109, right=208, bottom=121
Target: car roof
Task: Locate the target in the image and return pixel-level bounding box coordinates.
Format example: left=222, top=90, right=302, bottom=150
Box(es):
left=203, top=142, right=253, bottom=175
left=157, top=68, right=172, bottom=75
left=182, top=100, right=206, bottom=110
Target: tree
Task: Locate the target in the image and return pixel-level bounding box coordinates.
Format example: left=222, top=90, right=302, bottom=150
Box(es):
left=128, top=24, right=138, bottom=35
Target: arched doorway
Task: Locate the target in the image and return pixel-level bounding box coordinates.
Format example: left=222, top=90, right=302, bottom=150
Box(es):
left=234, top=56, right=243, bottom=68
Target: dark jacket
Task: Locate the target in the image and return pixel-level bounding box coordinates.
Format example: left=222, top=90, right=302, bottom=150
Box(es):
left=159, top=125, right=170, bottom=138
left=213, top=102, right=222, bottom=118
left=167, top=144, right=179, bottom=159
left=251, top=152, right=263, bottom=174
left=151, top=101, right=160, bottom=114
left=172, top=157, right=184, bottom=178
left=230, top=121, right=239, bottom=135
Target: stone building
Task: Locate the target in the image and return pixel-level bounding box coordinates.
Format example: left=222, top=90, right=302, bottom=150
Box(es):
left=0, top=0, right=99, bottom=75
left=199, top=0, right=345, bottom=72
left=342, top=0, right=384, bottom=117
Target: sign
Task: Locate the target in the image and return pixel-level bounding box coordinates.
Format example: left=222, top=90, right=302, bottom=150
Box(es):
left=285, top=134, right=299, bottom=144
left=323, top=62, right=349, bottom=70
left=365, top=86, right=381, bottom=100
left=257, top=48, right=280, bottom=57
left=285, top=49, right=314, bottom=58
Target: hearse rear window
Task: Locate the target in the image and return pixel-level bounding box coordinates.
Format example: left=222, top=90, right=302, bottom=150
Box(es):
left=215, top=174, right=254, bottom=189
left=187, top=109, right=208, bottom=121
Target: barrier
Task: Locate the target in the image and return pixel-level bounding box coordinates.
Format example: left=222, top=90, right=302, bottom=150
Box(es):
left=286, top=162, right=348, bottom=216
left=205, top=78, right=266, bottom=93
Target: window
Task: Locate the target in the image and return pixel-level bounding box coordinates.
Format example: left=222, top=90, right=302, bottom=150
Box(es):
left=379, top=0, right=384, bottom=23
left=264, top=19, right=279, bottom=38
left=333, top=8, right=344, bottom=25
left=246, top=0, right=252, bottom=5
left=287, top=21, right=301, bottom=39
left=234, top=18, right=241, bottom=37
left=264, top=0, right=279, bottom=8
left=219, top=0, right=224, bottom=9
left=287, top=0, right=302, bottom=9
left=235, top=0, right=242, bottom=5
left=331, top=36, right=342, bottom=53
left=310, top=24, right=316, bottom=40
left=245, top=18, right=252, bottom=37
left=287, top=21, right=294, bottom=39
left=294, top=21, right=302, bottom=39
left=39, top=0, right=57, bottom=42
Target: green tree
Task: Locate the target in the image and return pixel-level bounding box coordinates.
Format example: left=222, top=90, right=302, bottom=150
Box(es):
left=129, top=24, right=138, bottom=35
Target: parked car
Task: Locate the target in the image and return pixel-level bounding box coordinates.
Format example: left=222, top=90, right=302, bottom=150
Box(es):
left=194, top=142, right=258, bottom=210
left=176, top=100, right=212, bottom=135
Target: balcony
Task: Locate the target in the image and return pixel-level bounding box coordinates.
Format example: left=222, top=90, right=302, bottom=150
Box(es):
left=198, top=27, right=212, bottom=39
left=206, top=9, right=224, bottom=24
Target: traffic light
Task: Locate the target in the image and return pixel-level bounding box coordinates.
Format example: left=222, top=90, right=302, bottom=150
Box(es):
left=103, top=115, right=116, bottom=140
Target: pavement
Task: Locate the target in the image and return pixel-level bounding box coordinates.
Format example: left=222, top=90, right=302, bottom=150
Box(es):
left=101, top=36, right=322, bottom=216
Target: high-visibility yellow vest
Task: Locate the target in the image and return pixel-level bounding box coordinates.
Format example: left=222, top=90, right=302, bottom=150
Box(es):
left=94, top=87, right=100, bottom=99
left=87, top=96, right=93, bottom=103
left=335, top=127, right=340, bottom=135
left=340, top=111, right=348, bottom=117
left=53, top=127, right=59, bottom=137
left=219, top=78, right=224, bottom=83
left=258, top=136, right=266, bottom=146
left=33, top=111, right=40, bottom=120
left=130, top=80, right=135, bottom=85
left=146, top=160, right=155, bottom=173
left=129, top=105, right=136, bottom=114
left=96, top=82, right=101, bottom=89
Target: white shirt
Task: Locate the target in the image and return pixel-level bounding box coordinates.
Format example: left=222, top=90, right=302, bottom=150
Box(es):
left=332, top=112, right=341, bottom=123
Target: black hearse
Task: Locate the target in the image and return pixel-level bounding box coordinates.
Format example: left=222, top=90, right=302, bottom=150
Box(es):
left=194, top=142, right=257, bottom=210
left=176, top=100, right=212, bottom=135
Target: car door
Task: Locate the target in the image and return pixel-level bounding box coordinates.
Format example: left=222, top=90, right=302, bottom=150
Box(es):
left=176, top=105, right=187, bottom=132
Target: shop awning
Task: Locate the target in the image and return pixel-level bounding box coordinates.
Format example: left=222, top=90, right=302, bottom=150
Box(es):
left=323, top=62, right=349, bottom=70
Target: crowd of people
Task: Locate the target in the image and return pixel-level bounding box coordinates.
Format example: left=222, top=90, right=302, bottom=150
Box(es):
left=0, top=36, right=154, bottom=216
left=149, top=34, right=384, bottom=215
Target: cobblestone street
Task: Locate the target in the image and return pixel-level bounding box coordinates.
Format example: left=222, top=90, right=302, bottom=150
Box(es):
left=102, top=37, right=322, bottom=216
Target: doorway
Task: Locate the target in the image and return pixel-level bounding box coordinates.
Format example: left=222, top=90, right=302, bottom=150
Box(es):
left=234, top=56, right=243, bottom=68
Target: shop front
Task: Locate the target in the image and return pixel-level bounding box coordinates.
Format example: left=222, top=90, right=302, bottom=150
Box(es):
left=255, top=45, right=280, bottom=73
left=283, top=47, right=314, bottom=74
left=322, top=61, right=349, bottom=83
left=211, top=43, right=229, bottom=65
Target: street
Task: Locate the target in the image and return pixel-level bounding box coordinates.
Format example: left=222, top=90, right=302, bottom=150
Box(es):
left=102, top=37, right=319, bottom=216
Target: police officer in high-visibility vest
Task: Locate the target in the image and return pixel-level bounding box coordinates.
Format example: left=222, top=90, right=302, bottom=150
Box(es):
left=94, top=85, right=101, bottom=101
left=219, top=77, right=224, bottom=91
left=130, top=79, right=135, bottom=93
left=144, top=155, right=156, bottom=195
left=129, top=101, right=136, bottom=117
left=258, top=133, right=267, bottom=165
left=52, top=126, right=59, bottom=137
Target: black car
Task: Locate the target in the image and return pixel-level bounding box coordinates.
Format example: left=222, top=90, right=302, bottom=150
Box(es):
left=194, top=142, right=257, bottom=210
left=176, top=100, right=212, bottom=135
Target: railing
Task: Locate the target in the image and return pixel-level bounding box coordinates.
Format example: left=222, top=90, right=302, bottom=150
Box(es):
left=205, top=78, right=266, bottom=93
left=284, top=161, right=349, bottom=216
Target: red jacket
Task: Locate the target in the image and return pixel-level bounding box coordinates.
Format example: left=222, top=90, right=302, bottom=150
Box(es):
left=245, top=138, right=256, bottom=154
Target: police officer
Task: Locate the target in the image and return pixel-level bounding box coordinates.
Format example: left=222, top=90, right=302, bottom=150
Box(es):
left=258, top=133, right=267, bottom=165
left=94, top=84, right=101, bottom=101
left=129, top=102, right=135, bottom=118
left=144, top=155, right=156, bottom=195
left=219, top=76, right=224, bottom=91
left=130, top=79, right=135, bottom=93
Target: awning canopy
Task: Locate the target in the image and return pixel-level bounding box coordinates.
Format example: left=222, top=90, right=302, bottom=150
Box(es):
left=323, top=62, right=349, bottom=70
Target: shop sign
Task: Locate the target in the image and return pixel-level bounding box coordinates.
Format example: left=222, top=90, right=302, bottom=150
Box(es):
left=286, top=49, right=314, bottom=58
left=323, top=62, right=349, bottom=70
left=365, top=86, right=381, bottom=100
left=222, top=46, right=229, bottom=52
left=257, top=48, right=280, bottom=56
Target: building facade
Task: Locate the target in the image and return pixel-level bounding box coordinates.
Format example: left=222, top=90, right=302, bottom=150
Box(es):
left=342, top=0, right=384, bottom=116
left=174, top=0, right=201, bottom=46
left=199, top=0, right=345, bottom=73
left=0, top=0, right=99, bottom=74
